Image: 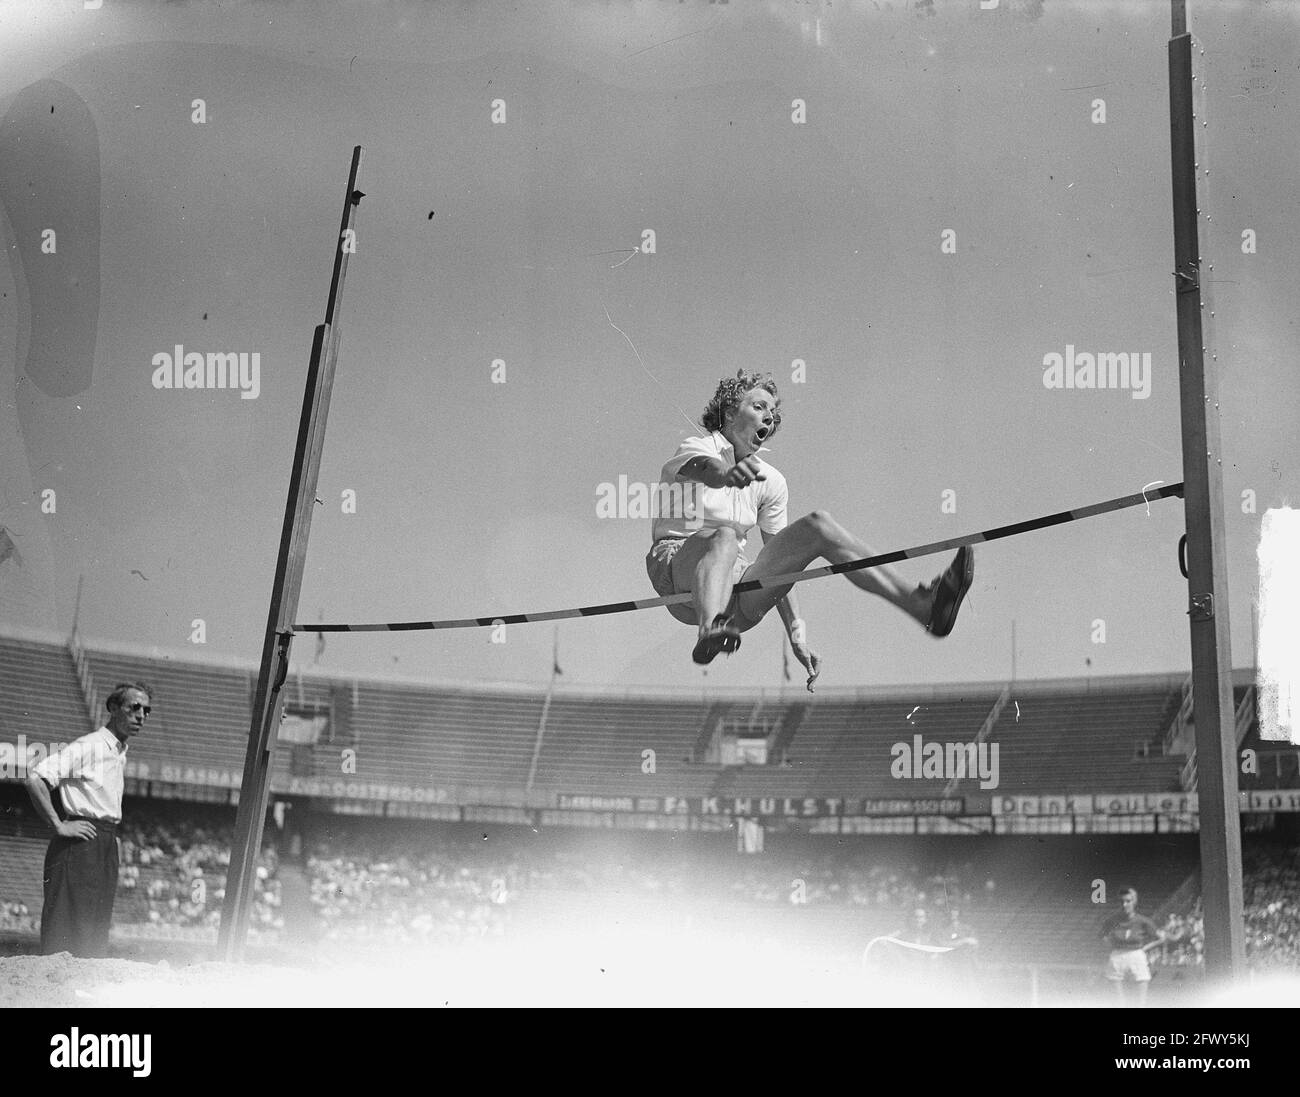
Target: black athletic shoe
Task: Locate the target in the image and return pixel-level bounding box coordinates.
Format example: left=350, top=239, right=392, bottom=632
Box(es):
left=692, top=614, right=742, bottom=665
left=925, top=546, right=974, bottom=638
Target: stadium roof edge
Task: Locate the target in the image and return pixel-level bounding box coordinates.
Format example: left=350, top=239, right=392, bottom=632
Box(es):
left=0, top=624, right=1255, bottom=702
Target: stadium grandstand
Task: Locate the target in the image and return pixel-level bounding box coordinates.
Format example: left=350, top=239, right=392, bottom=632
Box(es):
left=2, top=624, right=1297, bottom=1004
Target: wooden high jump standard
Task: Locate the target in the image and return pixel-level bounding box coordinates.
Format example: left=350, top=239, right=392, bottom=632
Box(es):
left=1169, top=1, right=1244, bottom=979
left=217, top=146, right=364, bottom=961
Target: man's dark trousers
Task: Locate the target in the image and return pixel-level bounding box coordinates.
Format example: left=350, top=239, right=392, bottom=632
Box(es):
left=40, top=819, right=118, bottom=957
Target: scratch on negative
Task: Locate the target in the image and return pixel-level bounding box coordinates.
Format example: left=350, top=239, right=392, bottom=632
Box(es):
left=600, top=300, right=699, bottom=433
left=583, top=248, right=639, bottom=269
left=627, top=22, right=721, bottom=59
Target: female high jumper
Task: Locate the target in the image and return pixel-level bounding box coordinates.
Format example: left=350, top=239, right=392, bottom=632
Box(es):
left=646, top=370, right=974, bottom=689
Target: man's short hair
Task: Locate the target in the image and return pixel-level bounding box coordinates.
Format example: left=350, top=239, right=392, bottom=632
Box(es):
left=106, top=681, right=153, bottom=712
left=1121, top=887, right=1138, bottom=900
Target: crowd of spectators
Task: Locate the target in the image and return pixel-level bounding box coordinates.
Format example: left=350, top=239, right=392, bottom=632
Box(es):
left=309, top=848, right=509, bottom=946
left=293, top=827, right=1300, bottom=974
left=1158, top=903, right=1204, bottom=966
left=1242, top=842, right=1300, bottom=970
left=3, top=789, right=1300, bottom=972
left=303, top=827, right=984, bottom=948
left=1152, top=842, right=1300, bottom=971
left=116, top=808, right=282, bottom=935
left=724, top=851, right=981, bottom=913
left=102, top=825, right=1300, bottom=969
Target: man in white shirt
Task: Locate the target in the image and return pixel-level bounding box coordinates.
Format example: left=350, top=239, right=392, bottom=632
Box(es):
left=24, top=681, right=152, bottom=957
left=647, top=371, right=973, bottom=683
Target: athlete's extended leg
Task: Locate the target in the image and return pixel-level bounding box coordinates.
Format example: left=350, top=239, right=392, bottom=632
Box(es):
left=733, top=510, right=970, bottom=634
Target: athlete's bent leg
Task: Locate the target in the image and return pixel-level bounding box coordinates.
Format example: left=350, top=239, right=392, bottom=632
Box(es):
left=669, top=527, right=741, bottom=639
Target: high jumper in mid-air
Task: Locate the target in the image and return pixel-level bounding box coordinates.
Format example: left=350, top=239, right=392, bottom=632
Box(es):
left=645, top=370, right=974, bottom=690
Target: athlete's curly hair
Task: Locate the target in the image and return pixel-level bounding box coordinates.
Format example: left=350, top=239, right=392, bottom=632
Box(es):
left=701, top=370, right=781, bottom=439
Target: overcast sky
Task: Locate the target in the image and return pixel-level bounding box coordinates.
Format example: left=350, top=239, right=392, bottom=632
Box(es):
left=1, top=0, right=1296, bottom=694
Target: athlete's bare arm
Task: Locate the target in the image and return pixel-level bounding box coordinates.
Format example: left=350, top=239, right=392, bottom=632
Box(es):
left=677, top=455, right=765, bottom=490
left=762, top=529, right=821, bottom=690
left=1141, top=929, right=1167, bottom=953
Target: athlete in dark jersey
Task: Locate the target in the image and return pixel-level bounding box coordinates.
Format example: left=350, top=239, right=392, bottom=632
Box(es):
left=1100, top=887, right=1164, bottom=1006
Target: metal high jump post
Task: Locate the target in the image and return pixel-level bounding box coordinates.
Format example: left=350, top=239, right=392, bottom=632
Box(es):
left=217, top=146, right=364, bottom=961
left=1168, top=0, right=1245, bottom=978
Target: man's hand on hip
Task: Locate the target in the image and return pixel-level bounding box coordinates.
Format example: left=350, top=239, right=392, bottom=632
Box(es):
left=57, top=820, right=96, bottom=841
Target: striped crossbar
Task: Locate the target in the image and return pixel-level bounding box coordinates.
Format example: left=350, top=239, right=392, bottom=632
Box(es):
left=294, top=482, right=1184, bottom=634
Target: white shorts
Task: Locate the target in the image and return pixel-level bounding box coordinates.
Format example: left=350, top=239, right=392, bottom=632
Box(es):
left=1106, top=948, right=1152, bottom=983
left=646, top=537, right=751, bottom=626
